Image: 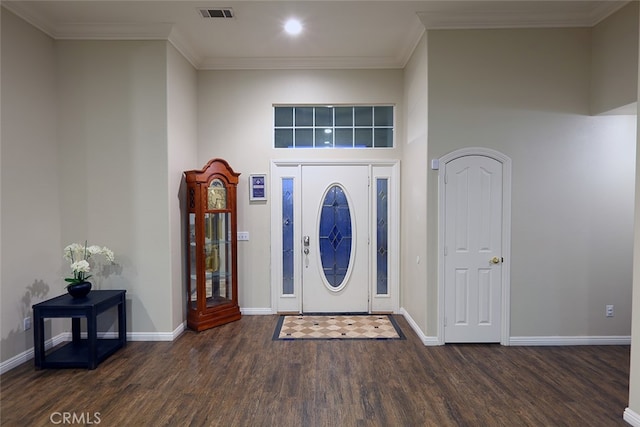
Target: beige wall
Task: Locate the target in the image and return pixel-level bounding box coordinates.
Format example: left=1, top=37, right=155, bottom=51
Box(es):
left=167, top=43, right=198, bottom=332
left=1, top=8, right=63, bottom=362
left=625, top=2, right=640, bottom=421
left=56, top=39, right=174, bottom=335
left=2, top=9, right=191, bottom=367
left=591, top=1, right=639, bottom=115
left=197, top=69, right=405, bottom=310
left=428, top=27, right=636, bottom=339
left=401, top=33, right=430, bottom=335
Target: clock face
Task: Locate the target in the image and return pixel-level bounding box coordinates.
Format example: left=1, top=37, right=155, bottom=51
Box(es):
left=208, top=179, right=227, bottom=209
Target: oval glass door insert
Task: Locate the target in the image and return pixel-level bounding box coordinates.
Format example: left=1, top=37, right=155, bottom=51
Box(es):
left=319, top=184, right=353, bottom=289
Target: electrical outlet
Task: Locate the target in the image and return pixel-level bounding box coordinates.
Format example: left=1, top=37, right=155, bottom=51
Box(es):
left=237, top=231, right=250, bottom=241
left=23, top=316, right=32, bottom=330
left=606, top=305, right=614, bottom=318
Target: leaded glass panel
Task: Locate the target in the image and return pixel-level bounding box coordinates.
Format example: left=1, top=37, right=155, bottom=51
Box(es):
left=319, top=185, right=352, bottom=288
left=282, top=178, right=294, bottom=295
left=377, top=179, right=389, bottom=295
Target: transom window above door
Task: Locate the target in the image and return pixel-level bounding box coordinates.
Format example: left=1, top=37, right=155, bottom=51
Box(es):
left=274, top=105, right=394, bottom=149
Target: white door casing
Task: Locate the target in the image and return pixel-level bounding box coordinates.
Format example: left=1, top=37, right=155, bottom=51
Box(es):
left=271, top=160, right=400, bottom=314
left=437, top=148, right=511, bottom=345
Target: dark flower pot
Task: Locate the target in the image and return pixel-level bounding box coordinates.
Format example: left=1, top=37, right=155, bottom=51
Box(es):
left=67, top=281, right=92, bottom=298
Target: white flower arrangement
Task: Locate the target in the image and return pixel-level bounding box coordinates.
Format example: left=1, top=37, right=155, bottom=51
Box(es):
left=64, top=241, right=115, bottom=287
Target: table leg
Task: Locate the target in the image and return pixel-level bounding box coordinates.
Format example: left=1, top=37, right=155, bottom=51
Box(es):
left=33, top=311, right=45, bottom=369
left=118, top=297, right=127, bottom=347
left=87, top=309, right=97, bottom=370
left=72, top=318, right=81, bottom=343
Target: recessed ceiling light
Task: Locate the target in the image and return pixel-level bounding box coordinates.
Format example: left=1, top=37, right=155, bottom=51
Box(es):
left=284, top=18, right=303, bottom=36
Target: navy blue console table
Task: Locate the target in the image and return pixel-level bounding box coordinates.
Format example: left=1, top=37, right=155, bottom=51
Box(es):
left=33, top=290, right=126, bottom=370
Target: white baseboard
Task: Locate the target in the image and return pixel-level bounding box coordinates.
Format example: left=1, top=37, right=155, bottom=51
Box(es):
left=509, top=336, right=631, bottom=346
left=397, top=307, right=631, bottom=347
left=241, top=307, right=274, bottom=315
left=399, top=307, right=440, bottom=346
left=127, top=322, right=185, bottom=341
left=0, top=323, right=187, bottom=374
left=624, top=408, right=640, bottom=426
left=0, top=332, right=68, bottom=375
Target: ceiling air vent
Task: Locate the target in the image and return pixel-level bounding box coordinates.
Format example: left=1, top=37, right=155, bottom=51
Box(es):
left=199, top=8, right=234, bottom=19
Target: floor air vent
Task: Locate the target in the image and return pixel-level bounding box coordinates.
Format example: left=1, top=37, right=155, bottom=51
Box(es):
left=199, top=8, right=234, bottom=19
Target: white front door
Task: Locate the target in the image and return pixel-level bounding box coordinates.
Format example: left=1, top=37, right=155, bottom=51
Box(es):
left=444, top=155, right=503, bottom=342
left=301, top=165, right=369, bottom=313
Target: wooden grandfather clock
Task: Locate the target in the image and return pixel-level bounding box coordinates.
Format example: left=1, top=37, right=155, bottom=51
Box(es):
left=184, top=158, right=241, bottom=331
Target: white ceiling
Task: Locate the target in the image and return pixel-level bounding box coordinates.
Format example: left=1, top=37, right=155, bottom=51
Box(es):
left=3, top=0, right=630, bottom=70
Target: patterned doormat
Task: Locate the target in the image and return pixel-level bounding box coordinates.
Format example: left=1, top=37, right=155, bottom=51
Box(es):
left=273, top=314, right=405, bottom=340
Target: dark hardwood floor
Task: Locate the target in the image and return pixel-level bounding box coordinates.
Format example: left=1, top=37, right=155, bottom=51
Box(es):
left=0, top=315, right=630, bottom=426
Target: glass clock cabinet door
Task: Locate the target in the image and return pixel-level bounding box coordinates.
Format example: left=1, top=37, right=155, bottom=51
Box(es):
left=204, top=212, right=232, bottom=307
left=189, top=213, right=197, bottom=307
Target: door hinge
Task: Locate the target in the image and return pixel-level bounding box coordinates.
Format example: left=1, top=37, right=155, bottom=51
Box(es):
left=444, top=246, right=448, bottom=256
left=444, top=316, right=447, bottom=327
left=368, top=176, right=371, bottom=187
left=444, top=173, right=448, bottom=184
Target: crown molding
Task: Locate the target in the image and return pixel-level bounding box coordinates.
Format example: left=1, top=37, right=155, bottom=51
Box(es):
left=396, top=15, right=427, bottom=69
left=418, top=1, right=629, bottom=30
left=2, top=0, right=417, bottom=70
left=2, top=0, right=56, bottom=37
left=198, top=55, right=406, bottom=70
left=52, top=22, right=173, bottom=40
left=589, top=0, right=631, bottom=26
left=3, top=1, right=173, bottom=39
left=168, top=26, right=201, bottom=69
left=4, top=0, right=628, bottom=70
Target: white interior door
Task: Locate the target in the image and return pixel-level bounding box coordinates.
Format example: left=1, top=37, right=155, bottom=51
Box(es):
left=444, top=155, right=503, bottom=342
left=301, top=165, right=369, bottom=313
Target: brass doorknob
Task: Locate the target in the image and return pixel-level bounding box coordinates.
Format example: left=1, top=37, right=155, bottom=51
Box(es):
left=490, top=256, right=501, bottom=264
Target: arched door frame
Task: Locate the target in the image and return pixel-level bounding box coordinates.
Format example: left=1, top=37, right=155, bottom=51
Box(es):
left=437, top=147, right=512, bottom=345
